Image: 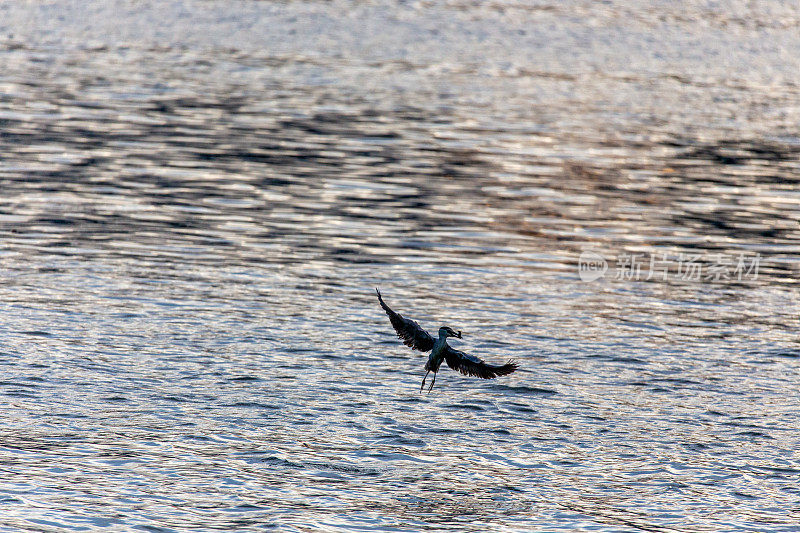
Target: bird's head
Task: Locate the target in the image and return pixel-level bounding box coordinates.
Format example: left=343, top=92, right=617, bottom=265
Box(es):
left=439, top=326, right=462, bottom=339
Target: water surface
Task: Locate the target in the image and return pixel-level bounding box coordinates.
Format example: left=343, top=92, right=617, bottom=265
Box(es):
left=1, top=1, right=800, bottom=531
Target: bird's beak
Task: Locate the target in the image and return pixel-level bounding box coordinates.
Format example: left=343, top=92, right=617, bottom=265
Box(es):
left=456, top=330, right=462, bottom=338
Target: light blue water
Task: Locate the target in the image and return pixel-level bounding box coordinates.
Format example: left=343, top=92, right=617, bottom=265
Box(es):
left=1, top=1, right=800, bottom=531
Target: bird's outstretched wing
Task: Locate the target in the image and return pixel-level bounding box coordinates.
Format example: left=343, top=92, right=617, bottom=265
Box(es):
left=376, top=289, right=435, bottom=352
left=444, top=345, right=518, bottom=379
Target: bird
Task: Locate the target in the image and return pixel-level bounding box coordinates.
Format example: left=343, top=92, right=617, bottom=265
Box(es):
left=376, top=288, right=518, bottom=392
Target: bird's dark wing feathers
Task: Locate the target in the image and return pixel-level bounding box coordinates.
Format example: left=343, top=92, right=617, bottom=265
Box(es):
left=444, top=345, right=518, bottom=379
left=376, top=289, right=435, bottom=352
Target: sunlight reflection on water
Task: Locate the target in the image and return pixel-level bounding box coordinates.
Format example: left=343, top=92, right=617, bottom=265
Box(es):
left=1, top=1, right=800, bottom=531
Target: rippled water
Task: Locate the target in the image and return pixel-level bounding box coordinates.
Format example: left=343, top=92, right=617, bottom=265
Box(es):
left=2, top=1, right=800, bottom=531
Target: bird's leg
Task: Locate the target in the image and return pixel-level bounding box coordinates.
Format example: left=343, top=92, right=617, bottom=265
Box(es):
left=420, top=370, right=430, bottom=393
left=427, top=372, right=436, bottom=393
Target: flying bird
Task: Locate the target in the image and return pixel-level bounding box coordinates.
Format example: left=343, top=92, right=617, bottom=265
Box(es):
left=376, top=289, right=518, bottom=392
